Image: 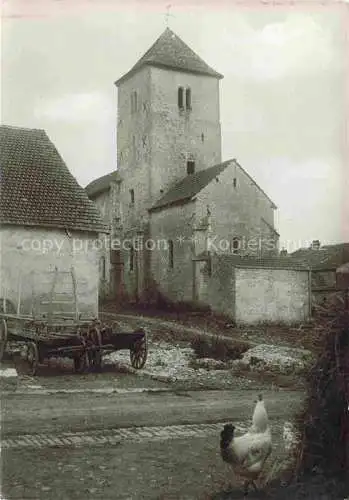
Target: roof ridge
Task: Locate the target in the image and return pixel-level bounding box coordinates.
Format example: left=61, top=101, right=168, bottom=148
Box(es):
left=0, top=124, right=46, bottom=133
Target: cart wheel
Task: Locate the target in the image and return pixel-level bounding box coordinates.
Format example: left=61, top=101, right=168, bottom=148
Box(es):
left=130, top=331, right=148, bottom=369
left=0, top=319, right=8, bottom=361
left=88, top=327, right=102, bottom=371
left=27, top=342, right=39, bottom=376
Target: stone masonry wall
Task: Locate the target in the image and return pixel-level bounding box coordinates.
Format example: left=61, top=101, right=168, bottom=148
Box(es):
left=116, top=66, right=222, bottom=224
left=0, top=226, right=100, bottom=316
left=116, top=64, right=222, bottom=299
left=196, top=161, right=279, bottom=256
left=194, top=254, right=236, bottom=317
left=91, top=191, right=112, bottom=299
left=89, top=182, right=122, bottom=300
left=92, top=190, right=111, bottom=224
left=149, top=67, right=222, bottom=200
left=149, top=202, right=196, bottom=302
left=117, top=66, right=152, bottom=227
left=234, top=267, right=310, bottom=324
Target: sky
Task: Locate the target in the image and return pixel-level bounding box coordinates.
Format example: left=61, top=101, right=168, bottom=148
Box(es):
left=1, top=0, right=348, bottom=251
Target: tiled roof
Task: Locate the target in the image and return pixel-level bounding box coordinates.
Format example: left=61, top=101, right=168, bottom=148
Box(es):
left=0, top=125, right=109, bottom=233
left=201, top=253, right=309, bottom=270
left=85, top=170, right=121, bottom=198
left=115, top=28, right=223, bottom=85
left=150, top=160, right=232, bottom=211
left=228, top=255, right=309, bottom=270
left=290, top=243, right=349, bottom=270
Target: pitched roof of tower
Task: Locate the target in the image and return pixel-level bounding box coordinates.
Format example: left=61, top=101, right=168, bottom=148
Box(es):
left=85, top=170, right=121, bottom=199
left=0, top=125, right=108, bottom=233
left=115, top=28, right=223, bottom=85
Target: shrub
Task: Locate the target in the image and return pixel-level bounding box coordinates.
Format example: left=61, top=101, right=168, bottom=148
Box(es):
left=190, top=334, right=250, bottom=361
left=289, top=301, right=349, bottom=493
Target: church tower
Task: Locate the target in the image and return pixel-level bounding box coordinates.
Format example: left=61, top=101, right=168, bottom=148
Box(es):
left=114, top=28, right=223, bottom=227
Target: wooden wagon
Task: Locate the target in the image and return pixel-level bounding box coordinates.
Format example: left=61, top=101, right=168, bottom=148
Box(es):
left=0, top=267, right=147, bottom=375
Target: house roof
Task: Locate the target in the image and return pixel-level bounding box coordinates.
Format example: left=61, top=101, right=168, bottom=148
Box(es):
left=150, top=160, right=232, bottom=211
left=0, top=125, right=109, bottom=233
left=228, top=255, right=309, bottom=271
left=194, top=253, right=309, bottom=271
left=85, top=170, right=121, bottom=198
left=150, top=158, right=277, bottom=212
left=115, top=28, right=223, bottom=86
left=290, top=243, right=349, bottom=270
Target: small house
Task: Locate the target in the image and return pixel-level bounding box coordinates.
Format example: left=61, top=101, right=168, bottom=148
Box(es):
left=0, top=125, right=108, bottom=317
left=291, top=241, right=349, bottom=306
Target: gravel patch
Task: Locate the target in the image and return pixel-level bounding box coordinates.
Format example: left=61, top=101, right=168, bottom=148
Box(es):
left=104, top=340, right=284, bottom=391
left=105, top=340, right=206, bottom=382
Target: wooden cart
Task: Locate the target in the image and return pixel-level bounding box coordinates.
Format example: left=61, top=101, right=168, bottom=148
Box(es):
left=0, top=267, right=147, bottom=375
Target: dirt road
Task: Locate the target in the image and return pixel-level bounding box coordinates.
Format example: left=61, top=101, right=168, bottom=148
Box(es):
left=2, top=388, right=303, bottom=437
left=1, top=386, right=304, bottom=500
left=1, top=313, right=308, bottom=499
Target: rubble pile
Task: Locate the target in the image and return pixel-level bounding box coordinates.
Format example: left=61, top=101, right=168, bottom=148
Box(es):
left=237, top=344, right=314, bottom=375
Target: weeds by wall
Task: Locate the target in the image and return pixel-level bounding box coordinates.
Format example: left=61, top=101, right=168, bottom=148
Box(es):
left=190, top=334, right=250, bottom=361
left=290, top=301, right=349, bottom=492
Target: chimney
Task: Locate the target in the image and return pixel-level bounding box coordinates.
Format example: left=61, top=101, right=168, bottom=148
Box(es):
left=311, top=240, right=321, bottom=250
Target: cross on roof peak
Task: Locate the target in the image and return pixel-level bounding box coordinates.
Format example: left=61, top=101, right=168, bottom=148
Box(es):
left=165, top=4, right=174, bottom=27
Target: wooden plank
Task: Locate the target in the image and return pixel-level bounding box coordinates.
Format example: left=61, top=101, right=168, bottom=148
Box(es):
left=0, top=313, right=34, bottom=320
left=40, top=300, right=74, bottom=305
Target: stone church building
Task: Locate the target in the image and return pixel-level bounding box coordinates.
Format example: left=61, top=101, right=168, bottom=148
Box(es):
left=85, top=28, right=311, bottom=323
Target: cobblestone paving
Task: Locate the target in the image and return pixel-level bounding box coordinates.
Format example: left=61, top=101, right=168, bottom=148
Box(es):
left=2, top=421, right=249, bottom=450
left=2, top=421, right=294, bottom=500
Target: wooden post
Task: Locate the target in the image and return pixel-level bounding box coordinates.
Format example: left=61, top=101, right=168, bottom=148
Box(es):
left=48, top=267, right=58, bottom=326
left=17, top=270, right=22, bottom=316
left=335, top=263, right=349, bottom=481
left=308, top=268, right=312, bottom=318
left=70, top=266, right=79, bottom=323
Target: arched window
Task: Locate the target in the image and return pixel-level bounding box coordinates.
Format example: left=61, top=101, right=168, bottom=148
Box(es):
left=130, top=246, right=134, bottom=271
left=130, top=189, right=135, bottom=204
left=168, top=240, right=174, bottom=269
left=232, top=237, right=240, bottom=255
left=178, top=87, right=184, bottom=109
left=185, top=87, right=191, bottom=110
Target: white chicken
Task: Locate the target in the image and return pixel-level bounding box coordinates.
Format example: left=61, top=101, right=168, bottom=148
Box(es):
left=220, top=394, right=272, bottom=496
left=250, top=393, right=269, bottom=432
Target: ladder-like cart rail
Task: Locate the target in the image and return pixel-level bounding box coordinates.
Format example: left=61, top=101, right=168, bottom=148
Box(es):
left=0, top=267, right=147, bottom=375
